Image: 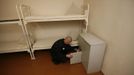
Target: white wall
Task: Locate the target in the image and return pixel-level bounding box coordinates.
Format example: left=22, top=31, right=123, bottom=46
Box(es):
left=24, top=0, right=84, bottom=16
left=0, top=0, right=84, bottom=20
left=0, top=0, right=85, bottom=53
left=88, top=0, right=134, bottom=75
left=0, top=0, right=84, bottom=41
left=0, top=24, right=26, bottom=42
left=27, top=21, right=82, bottom=41
left=0, top=0, right=18, bottom=20
left=23, top=0, right=84, bottom=41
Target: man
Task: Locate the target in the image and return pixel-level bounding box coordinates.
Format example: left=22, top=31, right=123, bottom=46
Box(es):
left=50, top=36, right=74, bottom=64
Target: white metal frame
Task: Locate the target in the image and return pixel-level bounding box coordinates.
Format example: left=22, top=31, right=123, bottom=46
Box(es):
left=16, top=2, right=35, bottom=60
left=0, top=0, right=35, bottom=60
left=16, top=0, right=90, bottom=60
left=0, top=20, right=20, bottom=25
left=18, top=2, right=90, bottom=32
left=0, top=17, right=30, bottom=54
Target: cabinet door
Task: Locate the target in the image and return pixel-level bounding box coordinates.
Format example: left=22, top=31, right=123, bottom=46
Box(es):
left=78, top=36, right=90, bottom=70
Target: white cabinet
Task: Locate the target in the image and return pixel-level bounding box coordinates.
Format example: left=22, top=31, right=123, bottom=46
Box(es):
left=78, top=33, right=106, bottom=74
left=70, top=51, right=82, bottom=64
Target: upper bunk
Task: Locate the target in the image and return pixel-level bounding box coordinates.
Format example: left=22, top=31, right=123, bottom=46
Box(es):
left=0, top=19, right=20, bottom=25
left=17, top=0, right=89, bottom=24
left=23, top=15, right=87, bottom=23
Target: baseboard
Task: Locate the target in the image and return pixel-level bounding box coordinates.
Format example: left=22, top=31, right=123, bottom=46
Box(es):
left=88, top=71, right=104, bottom=75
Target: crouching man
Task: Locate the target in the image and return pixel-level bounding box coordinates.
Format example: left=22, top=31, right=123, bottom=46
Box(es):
left=50, top=36, right=74, bottom=64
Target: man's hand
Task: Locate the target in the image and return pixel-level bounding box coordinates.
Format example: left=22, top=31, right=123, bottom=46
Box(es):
left=66, top=53, right=73, bottom=58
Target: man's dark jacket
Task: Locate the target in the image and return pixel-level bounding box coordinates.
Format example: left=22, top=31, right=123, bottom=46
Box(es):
left=50, top=39, right=73, bottom=63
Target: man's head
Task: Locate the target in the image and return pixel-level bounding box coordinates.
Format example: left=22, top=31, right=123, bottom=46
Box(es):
left=64, top=36, right=72, bottom=45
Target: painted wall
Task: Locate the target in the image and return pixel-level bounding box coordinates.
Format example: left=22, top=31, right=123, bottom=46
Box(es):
left=0, top=24, right=26, bottom=42
left=27, top=21, right=82, bottom=41
left=24, top=0, right=84, bottom=16
left=0, top=0, right=84, bottom=18
left=23, top=0, right=84, bottom=41
left=88, top=0, right=134, bottom=75
left=0, top=0, right=83, bottom=44
left=0, top=0, right=84, bottom=40
left=0, top=0, right=18, bottom=20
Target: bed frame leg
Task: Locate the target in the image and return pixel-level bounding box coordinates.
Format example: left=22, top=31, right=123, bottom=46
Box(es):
left=29, top=49, right=35, bottom=60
